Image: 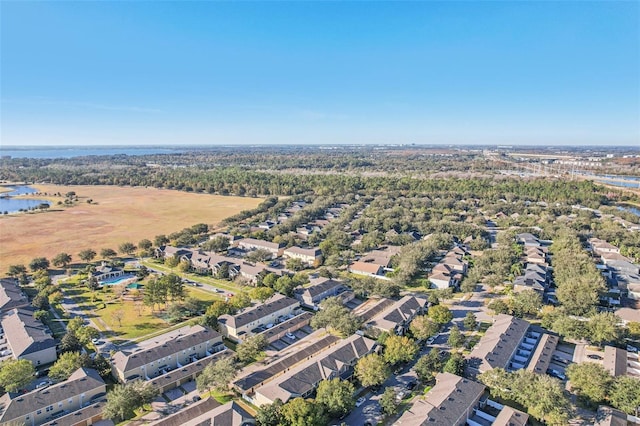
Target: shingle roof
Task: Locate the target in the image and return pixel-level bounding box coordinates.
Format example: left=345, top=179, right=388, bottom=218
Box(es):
left=0, top=279, right=28, bottom=313
left=492, top=405, right=529, bottom=426
left=298, top=278, right=344, bottom=299
left=234, top=334, right=340, bottom=392
left=149, top=397, right=220, bottom=426
left=367, top=296, right=427, bottom=332
left=0, top=368, right=105, bottom=423
left=394, top=373, right=485, bottom=426
left=284, top=246, right=321, bottom=257
left=0, top=307, right=57, bottom=357
left=466, top=314, right=530, bottom=375
left=218, top=294, right=299, bottom=330
left=112, top=325, right=221, bottom=374
left=603, top=346, right=628, bottom=377
left=255, top=334, right=376, bottom=403
left=349, top=261, right=384, bottom=275
left=238, top=238, right=283, bottom=251
left=526, top=333, right=559, bottom=374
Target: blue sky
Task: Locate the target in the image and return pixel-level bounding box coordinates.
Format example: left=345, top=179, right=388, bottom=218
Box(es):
left=1, top=1, right=638, bottom=146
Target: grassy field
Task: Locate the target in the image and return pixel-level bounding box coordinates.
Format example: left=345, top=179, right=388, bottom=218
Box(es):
left=59, top=275, right=223, bottom=342
left=0, top=184, right=262, bottom=273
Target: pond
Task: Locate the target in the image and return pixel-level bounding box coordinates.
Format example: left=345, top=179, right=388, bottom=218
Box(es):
left=0, top=185, right=50, bottom=214
left=618, top=205, right=640, bottom=217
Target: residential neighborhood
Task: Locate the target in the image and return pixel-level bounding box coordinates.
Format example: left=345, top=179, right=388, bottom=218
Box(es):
left=0, top=193, right=639, bottom=426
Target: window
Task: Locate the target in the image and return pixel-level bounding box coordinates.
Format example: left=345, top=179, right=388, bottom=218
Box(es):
left=68, top=398, right=73, bottom=404
left=37, top=410, right=42, bottom=415
left=58, top=402, right=63, bottom=408
left=46, top=405, right=54, bottom=412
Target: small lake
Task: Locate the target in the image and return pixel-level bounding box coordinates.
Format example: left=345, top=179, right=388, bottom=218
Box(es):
left=0, top=185, right=50, bottom=214
left=618, top=205, right=640, bottom=217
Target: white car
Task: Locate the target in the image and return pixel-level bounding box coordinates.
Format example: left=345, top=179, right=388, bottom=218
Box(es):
left=36, top=380, right=52, bottom=389
left=426, top=336, right=436, bottom=345
left=355, top=397, right=366, bottom=407
left=285, top=332, right=296, bottom=340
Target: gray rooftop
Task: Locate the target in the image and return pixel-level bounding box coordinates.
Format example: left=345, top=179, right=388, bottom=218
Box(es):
left=218, top=294, right=299, bottom=330
left=0, top=368, right=105, bottom=423
left=466, top=314, right=530, bottom=375
left=0, top=279, right=28, bottom=313
left=0, top=307, right=57, bottom=357
left=112, top=325, right=221, bottom=374
left=394, top=373, right=486, bottom=426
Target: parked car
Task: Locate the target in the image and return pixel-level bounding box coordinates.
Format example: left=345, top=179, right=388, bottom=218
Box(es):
left=36, top=380, right=52, bottom=389
left=355, top=397, right=366, bottom=407
left=547, top=369, right=566, bottom=380
left=426, top=336, right=436, bottom=345
left=285, top=332, right=296, bottom=340
left=406, top=381, right=417, bottom=390
left=587, top=354, right=603, bottom=360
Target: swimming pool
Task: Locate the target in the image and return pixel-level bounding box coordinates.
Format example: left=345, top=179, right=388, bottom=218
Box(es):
left=100, top=275, right=137, bottom=286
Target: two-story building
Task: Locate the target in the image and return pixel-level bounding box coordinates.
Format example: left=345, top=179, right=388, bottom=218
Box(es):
left=1, top=307, right=57, bottom=367
left=218, top=294, right=300, bottom=342
left=111, top=325, right=224, bottom=382
left=395, top=373, right=529, bottom=426
left=253, top=334, right=377, bottom=406
left=294, top=277, right=348, bottom=308
left=283, top=246, right=322, bottom=267
left=365, top=295, right=428, bottom=336
left=237, top=239, right=284, bottom=259
left=0, top=368, right=106, bottom=426
left=0, top=278, right=29, bottom=314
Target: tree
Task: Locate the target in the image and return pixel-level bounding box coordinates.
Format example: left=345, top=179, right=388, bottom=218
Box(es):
left=443, top=353, right=465, bottom=375
left=49, top=352, right=83, bottom=380
left=463, top=312, right=477, bottom=330
left=78, top=248, right=97, bottom=263
left=409, top=315, right=439, bottom=341
left=478, top=368, right=572, bottom=425
left=52, top=252, right=72, bottom=268
left=196, top=357, right=236, bottom=392
left=92, top=353, right=112, bottom=377
left=285, top=257, right=305, bottom=271
left=113, top=309, right=125, bottom=327
left=627, top=321, right=640, bottom=340
left=310, top=296, right=362, bottom=336
left=237, top=334, right=268, bottom=363
left=32, top=294, right=49, bottom=310
left=447, top=325, right=466, bottom=348
left=33, top=309, right=49, bottom=321
left=60, top=329, right=82, bottom=353
left=154, top=234, right=169, bottom=247
left=164, top=255, right=180, bottom=268
left=273, top=275, right=296, bottom=297
left=100, top=248, right=117, bottom=259
left=566, top=362, right=612, bottom=407
left=202, top=236, right=230, bottom=253
left=280, top=398, right=326, bottom=426
left=166, top=303, right=185, bottom=323
left=380, top=386, right=400, bottom=415
left=138, top=238, right=153, bottom=251
left=609, top=376, right=640, bottom=416
left=588, top=312, right=622, bottom=346
left=118, top=242, right=136, bottom=256
left=29, top=257, right=50, bottom=271
left=8, top=264, right=27, bottom=277
left=103, top=380, right=158, bottom=422
left=428, top=305, right=453, bottom=324
left=0, top=359, right=35, bottom=393
left=511, top=290, right=542, bottom=317
left=355, top=354, right=388, bottom=387
left=229, top=291, right=252, bottom=310
left=414, top=350, right=443, bottom=382
left=488, top=299, right=511, bottom=315
left=384, top=335, right=418, bottom=365
left=250, top=286, right=275, bottom=302
left=315, top=378, right=355, bottom=418
left=256, top=399, right=284, bottom=426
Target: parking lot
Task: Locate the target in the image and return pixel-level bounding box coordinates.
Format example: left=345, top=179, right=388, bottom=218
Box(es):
left=266, top=325, right=314, bottom=352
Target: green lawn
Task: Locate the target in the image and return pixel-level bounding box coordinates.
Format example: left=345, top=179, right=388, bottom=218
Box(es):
left=57, top=273, right=220, bottom=342
left=142, top=259, right=244, bottom=293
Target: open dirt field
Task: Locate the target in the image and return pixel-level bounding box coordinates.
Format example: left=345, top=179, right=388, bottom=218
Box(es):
left=0, top=185, right=262, bottom=272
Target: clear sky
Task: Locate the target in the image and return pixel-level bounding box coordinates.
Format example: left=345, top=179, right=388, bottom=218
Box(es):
left=1, top=1, right=638, bottom=146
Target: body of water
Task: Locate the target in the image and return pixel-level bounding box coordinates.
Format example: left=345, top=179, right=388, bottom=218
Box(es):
left=618, top=205, right=640, bottom=217
left=0, top=185, right=50, bottom=214
left=0, top=146, right=183, bottom=159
